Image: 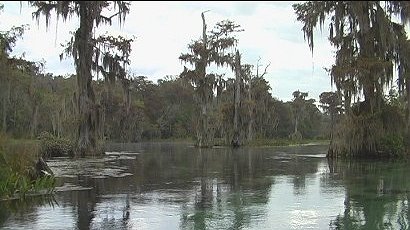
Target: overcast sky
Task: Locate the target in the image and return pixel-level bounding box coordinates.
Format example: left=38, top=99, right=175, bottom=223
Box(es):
left=0, top=1, right=336, bottom=102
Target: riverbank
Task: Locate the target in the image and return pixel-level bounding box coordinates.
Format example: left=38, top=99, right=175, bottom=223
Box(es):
left=0, top=134, right=54, bottom=200
left=127, top=137, right=330, bottom=147
left=247, top=138, right=330, bottom=147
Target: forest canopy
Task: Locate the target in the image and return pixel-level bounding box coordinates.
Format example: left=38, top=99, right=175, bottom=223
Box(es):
left=4, top=2, right=409, bottom=158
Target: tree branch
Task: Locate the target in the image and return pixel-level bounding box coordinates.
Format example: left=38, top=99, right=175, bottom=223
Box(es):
left=260, top=62, right=271, bottom=78
left=256, top=57, right=270, bottom=78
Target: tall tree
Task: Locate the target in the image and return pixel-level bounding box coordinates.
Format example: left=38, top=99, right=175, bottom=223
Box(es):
left=232, top=50, right=241, bottom=147
left=0, top=25, right=26, bottom=133
left=290, top=90, right=308, bottom=140
left=30, top=1, right=132, bottom=156
left=294, top=1, right=410, bottom=157
left=319, top=91, right=343, bottom=140
left=180, top=12, right=242, bottom=147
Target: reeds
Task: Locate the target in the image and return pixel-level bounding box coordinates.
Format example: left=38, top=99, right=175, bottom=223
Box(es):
left=0, top=133, right=55, bottom=200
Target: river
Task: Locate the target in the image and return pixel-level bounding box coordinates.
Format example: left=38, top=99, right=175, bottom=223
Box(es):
left=1, top=142, right=409, bottom=229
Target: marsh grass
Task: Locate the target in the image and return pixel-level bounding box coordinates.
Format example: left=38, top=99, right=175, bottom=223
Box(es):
left=0, top=133, right=56, bottom=200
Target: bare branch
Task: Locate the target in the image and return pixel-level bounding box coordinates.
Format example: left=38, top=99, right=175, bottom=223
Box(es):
left=256, top=57, right=270, bottom=78
left=100, top=9, right=128, bottom=25
left=256, top=57, right=261, bottom=77
left=260, top=62, right=271, bottom=78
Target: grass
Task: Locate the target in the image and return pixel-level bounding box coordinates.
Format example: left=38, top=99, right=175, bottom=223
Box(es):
left=0, top=133, right=55, bottom=200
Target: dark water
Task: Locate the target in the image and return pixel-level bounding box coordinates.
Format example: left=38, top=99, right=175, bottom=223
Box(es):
left=1, top=142, right=410, bottom=230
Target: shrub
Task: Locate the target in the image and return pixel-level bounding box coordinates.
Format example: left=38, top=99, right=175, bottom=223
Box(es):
left=38, top=131, right=74, bottom=158
left=378, top=134, right=405, bottom=157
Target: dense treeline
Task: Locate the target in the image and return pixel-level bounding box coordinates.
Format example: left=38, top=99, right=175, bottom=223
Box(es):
left=0, top=45, right=328, bottom=144
left=0, top=66, right=329, bottom=143
left=0, top=2, right=335, bottom=157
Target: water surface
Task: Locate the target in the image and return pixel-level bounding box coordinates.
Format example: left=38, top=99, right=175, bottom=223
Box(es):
left=1, top=142, right=409, bottom=229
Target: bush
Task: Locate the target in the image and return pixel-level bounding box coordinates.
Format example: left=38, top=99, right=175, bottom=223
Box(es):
left=378, top=134, right=405, bottom=157
left=38, top=131, right=74, bottom=158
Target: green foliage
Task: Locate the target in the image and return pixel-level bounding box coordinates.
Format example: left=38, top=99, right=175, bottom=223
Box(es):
left=0, top=5, right=334, bottom=152
left=294, top=1, right=410, bottom=158
left=329, top=102, right=406, bottom=158
left=0, top=133, right=55, bottom=200
left=378, top=134, right=405, bottom=157
left=0, top=169, right=55, bottom=199
left=319, top=91, right=343, bottom=116
left=38, top=131, right=74, bottom=158
left=29, top=1, right=133, bottom=156
left=0, top=133, right=39, bottom=174
left=179, top=13, right=243, bottom=147
left=289, top=131, right=302, bottom=141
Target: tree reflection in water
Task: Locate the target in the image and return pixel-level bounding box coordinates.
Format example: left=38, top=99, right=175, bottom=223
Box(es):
left=2, top=143, right=410, bottom=229
left=328, top=158, right=410, bottom=229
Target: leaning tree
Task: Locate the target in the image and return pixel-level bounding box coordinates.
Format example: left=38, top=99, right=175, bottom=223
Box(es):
left=30, top=1, right=133, bottom=156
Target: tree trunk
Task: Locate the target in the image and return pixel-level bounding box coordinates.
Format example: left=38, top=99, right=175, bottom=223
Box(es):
left=196, top=12, right=213, bottom=148
left=100, top=107, right=105, bottom=141
left=197, top=103, right=211, bottom=147
left=330, top=112, right=334, bottom=139
left=57, top=105, right=62, bottom=138
left=247, top=80, right=253, bottom=142
left=51, top=113, right=57, bottom=136
left=359, top=17, right=375, bottom=114
left=406, top=80, right=410, bottom=145
left=294, top=115, right=299, bottom=134
left=362, top=83, right=374, bottom=113
left=61, top=98, right=66, bottom=136
left=76, top=2, right=98, bottom=156
left=232, top=50, right=241, bottom=147
left=2, top=81, right=10, bottom=132
left=122, top=80, right=131, bottom=114
left=344, top=90, right=351, bottom=113
left=30, top=104, right=39, bottom=138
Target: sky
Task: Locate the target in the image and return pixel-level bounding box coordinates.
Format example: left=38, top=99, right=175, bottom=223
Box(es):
left=0, top=1, right=336, bottom=102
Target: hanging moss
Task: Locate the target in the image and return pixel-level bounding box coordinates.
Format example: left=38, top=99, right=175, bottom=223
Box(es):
left=328, top=102, right=406, bottom=158
left=294, top=1, right=410, bottom=158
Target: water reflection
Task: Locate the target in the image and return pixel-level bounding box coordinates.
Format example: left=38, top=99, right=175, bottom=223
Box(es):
left=0, top=143, right=409, bottom=229
left=328, top=158, right=410, bottom=229
left=0, top=195, right=61, bottom=229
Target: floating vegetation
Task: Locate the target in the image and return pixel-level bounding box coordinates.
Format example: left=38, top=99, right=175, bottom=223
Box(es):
left=47, top=156, right=133, bottom=179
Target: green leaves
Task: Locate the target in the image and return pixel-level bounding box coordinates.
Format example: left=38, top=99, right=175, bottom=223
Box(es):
left=319, top=91, right=343, bottom=115
left=93, top=34, right=134, bottom=83
left=0, top=25, right=27, bottom=55
left=0, top=171, right=56, bottom=199
left=38, top=131, right=74, bottom=158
